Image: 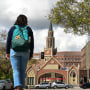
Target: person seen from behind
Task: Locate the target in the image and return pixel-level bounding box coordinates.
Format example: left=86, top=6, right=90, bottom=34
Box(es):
left=6, top=14, right=34, bottom=90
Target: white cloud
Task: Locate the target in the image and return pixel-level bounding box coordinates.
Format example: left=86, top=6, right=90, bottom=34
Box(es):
left=0, top=0, right=58, bottom=29
left=33, top=27, right=88, bottom=53
left=33, top=29, right=48, bottom=52
left=54, top=27, right=88, bottom=51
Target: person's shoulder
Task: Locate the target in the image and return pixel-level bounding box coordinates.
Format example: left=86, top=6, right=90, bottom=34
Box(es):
left=9, top=25, right=16, bottom=31
left=27, top=26, right=33, bottom=32
left=8, top=26, right=16, bottom=35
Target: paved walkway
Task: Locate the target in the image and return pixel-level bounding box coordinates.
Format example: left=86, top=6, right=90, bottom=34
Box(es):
left=24, top=87, right=87, bottom=90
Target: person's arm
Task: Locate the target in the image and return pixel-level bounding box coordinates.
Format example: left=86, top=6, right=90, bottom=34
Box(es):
left=6, top=26, right=15, bottom=59
left=28, top=27, right=34, bottom=59
left=30, top=30, right=34, bottom=58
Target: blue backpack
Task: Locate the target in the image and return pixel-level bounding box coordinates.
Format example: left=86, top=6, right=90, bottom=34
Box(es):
left=12, top=25, right=30, bottom=52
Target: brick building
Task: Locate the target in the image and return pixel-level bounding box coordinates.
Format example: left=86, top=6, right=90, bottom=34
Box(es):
left=25, top=22, right=89, bottom=87
left=80, top=41, right=90, bottom=83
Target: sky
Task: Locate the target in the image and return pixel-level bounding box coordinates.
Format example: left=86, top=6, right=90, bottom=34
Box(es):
left=0, top=0, right=88, bottom=53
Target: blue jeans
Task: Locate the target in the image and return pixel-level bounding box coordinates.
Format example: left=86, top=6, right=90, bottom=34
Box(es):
left=10, top=49, right=30, bottom=88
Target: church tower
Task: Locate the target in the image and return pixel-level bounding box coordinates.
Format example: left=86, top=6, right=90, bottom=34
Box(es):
left=44, top=22, right=57, bottom=60
left=46, top=21, right=55, bottom=48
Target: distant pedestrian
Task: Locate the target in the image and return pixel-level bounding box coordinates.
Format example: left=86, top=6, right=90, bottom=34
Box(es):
left=6, top=14, right=34, bottom=90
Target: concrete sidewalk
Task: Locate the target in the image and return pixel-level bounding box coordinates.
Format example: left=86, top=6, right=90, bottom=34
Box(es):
left=24, top=87, right=82, bottom=90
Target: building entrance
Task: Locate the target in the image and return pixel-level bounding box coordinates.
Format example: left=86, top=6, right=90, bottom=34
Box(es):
left=38, top=73, right=65, bottom=84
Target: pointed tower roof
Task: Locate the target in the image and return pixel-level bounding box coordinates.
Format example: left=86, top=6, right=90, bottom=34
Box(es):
left=49, top=21, right=53, bottom=31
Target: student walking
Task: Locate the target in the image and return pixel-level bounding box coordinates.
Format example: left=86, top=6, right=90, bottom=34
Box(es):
left=6, top=14, right=34, bottom=90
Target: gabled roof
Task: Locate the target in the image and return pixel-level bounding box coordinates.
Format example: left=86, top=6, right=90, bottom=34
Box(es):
left=38, top=56, right=64, bottom=71
left=68, top=64, right=78, bottom=72
left=26, top=66, right=36, bottom=74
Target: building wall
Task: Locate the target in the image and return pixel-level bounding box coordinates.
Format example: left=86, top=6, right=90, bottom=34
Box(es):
left=26, top=69, right=36, bottom=86
left=54, top=52, right=81, bottom=69
left=80, top=41, right=90, bottom=80
left=81, top=46, right=86, bottom=69
left=81, top=41, right=90, bottom=69
left=85, top=41, right=90, bottom=80
left=86, top=41, right=90, bottom=69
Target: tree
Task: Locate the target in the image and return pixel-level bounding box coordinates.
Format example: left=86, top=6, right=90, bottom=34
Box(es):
left=48, top=0, right=90, bottom=35
left=27, top=59, right=38, bottom=66
left=0, top=29, right=7, bottom=41
left=26, top=59, right=39, bottom=71
left=0, top=31, right=13, bottom=80
left=0, top=47, right=13, bottom=80
left=0, top=59, right=13, bottom=80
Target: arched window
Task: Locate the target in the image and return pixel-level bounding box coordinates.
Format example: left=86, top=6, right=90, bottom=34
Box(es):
left=70, top=70, right=76, bottom=78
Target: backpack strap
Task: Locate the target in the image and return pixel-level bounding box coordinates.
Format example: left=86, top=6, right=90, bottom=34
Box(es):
left=14, top=25, right=27, bottom=29
left=24, top=26, right=28, bottom=29
left=14, top=25, right=19, bottom=29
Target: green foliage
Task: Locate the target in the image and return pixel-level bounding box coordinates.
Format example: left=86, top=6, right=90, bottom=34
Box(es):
left=0, top=69, right=13, bottom=80
left=0, top=30, right=6, bottom=41
left=27, top=59, right=38, bottom=66
left=0, top=29, right=13, bottom=80
left=49, top=0, right=90, bottom=35
left=0, top=47, right=13, bottom=80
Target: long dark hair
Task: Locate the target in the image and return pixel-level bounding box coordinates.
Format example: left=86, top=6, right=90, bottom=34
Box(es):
left=14, top=14, right=28, bottom=26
